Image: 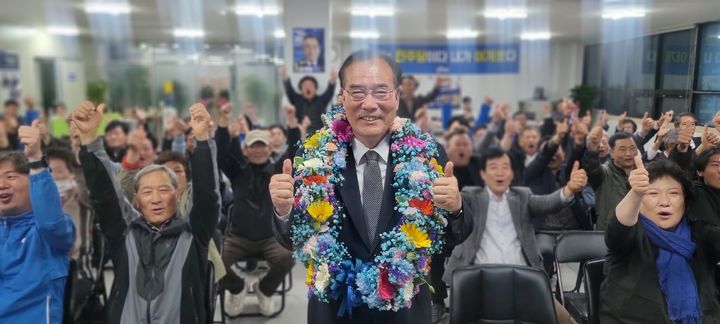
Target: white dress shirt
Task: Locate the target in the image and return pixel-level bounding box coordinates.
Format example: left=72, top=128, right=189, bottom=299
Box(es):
left=474, top=187, right=573, bottom=266
left=474, top=188, right=527, bottom=266
left=275, top=133, right=390, bottom=219
left=353, top=134, right=390, bottom=205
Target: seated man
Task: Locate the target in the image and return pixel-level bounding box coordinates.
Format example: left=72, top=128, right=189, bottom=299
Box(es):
left=0, top=121, right=76, bottom=323
left=216, top=104, right=301, bottom=317
left=444, top=148, right=587, bottom=324
left=74, top=101, right=219, bottom=323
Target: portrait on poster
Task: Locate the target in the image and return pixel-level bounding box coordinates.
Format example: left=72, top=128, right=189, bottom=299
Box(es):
left=293, top=28, right=324, bottom=73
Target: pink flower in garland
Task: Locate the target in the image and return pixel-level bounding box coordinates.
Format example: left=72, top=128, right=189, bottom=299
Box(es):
left=331, top=120, right=353, bottom=143
left=392, top=136, right=428, bottom=151
left=378, top=267, right=396, bottom=301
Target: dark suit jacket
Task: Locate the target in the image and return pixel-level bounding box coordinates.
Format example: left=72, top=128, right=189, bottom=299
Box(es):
left=444, top=186, right=571, bottom=283
left=599, top=213, right=720, bottom=323
left=273, top=138, right=472, bottom=324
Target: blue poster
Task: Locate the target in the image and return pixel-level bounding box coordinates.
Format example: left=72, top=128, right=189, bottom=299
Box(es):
left=377, top=43, right=520, bottom=74
left=293, top=28, right=324, bottom=73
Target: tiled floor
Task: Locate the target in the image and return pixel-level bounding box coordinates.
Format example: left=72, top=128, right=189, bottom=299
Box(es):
left=103, top=262, right=580, bottom=324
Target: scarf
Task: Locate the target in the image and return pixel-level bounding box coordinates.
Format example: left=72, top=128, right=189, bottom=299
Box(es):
left=640, top=215, right=701, bottom=324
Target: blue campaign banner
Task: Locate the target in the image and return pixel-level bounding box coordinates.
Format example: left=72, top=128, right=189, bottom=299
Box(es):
left=0, top=51, right=20, bottom=69
left=377, top=43, right=520, bottom=74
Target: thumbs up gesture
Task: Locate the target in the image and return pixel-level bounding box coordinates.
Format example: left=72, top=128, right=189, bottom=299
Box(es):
left=564, top=161, right=588, bottom=196
left=629, top=156, right=650, bottom=195
left=269, top=159, right=296, bottom=216
left=432, top=162, right=462, bottom=214
left=18, top=120, right=42, bottom=162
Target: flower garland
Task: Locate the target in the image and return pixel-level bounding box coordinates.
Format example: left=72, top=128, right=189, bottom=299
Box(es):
left=290, top=104, right=449, bottom=315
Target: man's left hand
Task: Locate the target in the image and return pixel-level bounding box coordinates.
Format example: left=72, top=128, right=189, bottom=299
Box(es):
left=432, top=162, right=461, bottom=214
left=189, top=103, right=212, bottom=141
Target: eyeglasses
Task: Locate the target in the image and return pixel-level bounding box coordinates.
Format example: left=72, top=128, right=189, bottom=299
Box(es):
left=342, top=87, right=398, bottom=101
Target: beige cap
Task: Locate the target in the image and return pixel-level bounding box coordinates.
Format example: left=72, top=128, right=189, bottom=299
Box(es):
left=245, top=129, right=270, bottom=146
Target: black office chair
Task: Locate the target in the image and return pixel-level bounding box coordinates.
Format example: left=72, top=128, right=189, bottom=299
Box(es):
left=583, top=258, right=606, bottom=324
left=450, top=264, right=557, bottom=324
left=553, top=231, right=607, bottom=323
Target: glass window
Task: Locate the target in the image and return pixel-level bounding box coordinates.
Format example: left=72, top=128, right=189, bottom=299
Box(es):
left=659, top=30, right=692, bottom=90
left=584, top=44, right=601, bottom=87
left=697, top=23, right=720, bottom=91
left=693, top=95, right=720, bottom=125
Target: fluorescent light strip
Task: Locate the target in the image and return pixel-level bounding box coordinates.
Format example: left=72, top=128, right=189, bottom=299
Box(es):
left=351, top=5, right=395, bottom=17
left=274, top=29, right=285, bottom=38
left=484, top=8, right=527, bottom=20
left=521, top=32, right=551, bottom=40
left=235, top=5, right=279, bottom=17
left=47, top=26, right=80, bottom=36
left=173, top=28, right=205, bottom=38
left=84, top=3, right=131, bottom=15
left=350, top=31, right=380, bottom=39
left=601, top=8, right=646, bottom=20
left=447, top=29, right=479, bottom=39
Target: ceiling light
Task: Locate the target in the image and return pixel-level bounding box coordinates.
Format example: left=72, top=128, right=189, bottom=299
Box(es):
left=173, top=28, right=204, bottom=38
left=47, top=26, right=80, bottom=36
left=235, top=5, right=279, bottom=17
left=601, top=8, right=646, bottom=20
left=274, top=29, right=285, bottom=38
left=521, top=32, right=551, bottom=40
left=350, top=30, right=380, bottom=39
left=447, top=29, right=479, bottom=39
left=84, top=3, right=131, bottom=15
left=715, top=35, right=720, bottom=39
left=484, top=8, right=527, bottom=20
left=351, top=5, right=395, bottom=17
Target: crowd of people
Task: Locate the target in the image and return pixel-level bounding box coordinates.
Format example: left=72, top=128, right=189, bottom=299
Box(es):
left=1, top=50, right=720, bottom=324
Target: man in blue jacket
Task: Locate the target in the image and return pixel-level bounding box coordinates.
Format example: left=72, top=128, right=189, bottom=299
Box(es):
left=0, top=120, right=76, bottom=323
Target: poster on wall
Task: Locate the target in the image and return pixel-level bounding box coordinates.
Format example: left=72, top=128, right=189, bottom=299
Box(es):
left=0, top=50, right=21, bottom=102
left=293, top=27, right=324, bottom=73
left=377, top=43, right=520, bottom=74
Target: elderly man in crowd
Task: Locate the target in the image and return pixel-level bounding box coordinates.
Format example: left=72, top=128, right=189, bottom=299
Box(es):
left=74, top=101, right=219, bottom=324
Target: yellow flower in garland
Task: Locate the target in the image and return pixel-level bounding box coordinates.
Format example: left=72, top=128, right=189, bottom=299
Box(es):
left=400, top=223, right=431, bottom=248
left=305, top=259, right=315, bottom=285
left=307, top=200, right=334, bottom=223
left=304, top=132, right=323, bottom=150
left=430, top=158, right=444, bottom=175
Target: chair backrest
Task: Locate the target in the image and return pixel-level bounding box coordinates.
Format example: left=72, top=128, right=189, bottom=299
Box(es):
left=583, top=258, right=606, bottom=324
left=554, top=231, right=607, bottom=264
left=450, top=264, right=557, bottom=324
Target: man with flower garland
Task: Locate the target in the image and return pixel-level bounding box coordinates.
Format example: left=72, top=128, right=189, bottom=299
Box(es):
left=269, top=50, right=472, bottom=324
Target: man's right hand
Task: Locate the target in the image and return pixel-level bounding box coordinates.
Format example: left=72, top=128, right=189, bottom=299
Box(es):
left=677, top=123, right=694, bottom=152
left=629, top=156, right=649, bottom=196
left=280, top=65, right=288, bottom=80
left=572, top=119, right=589, bottom=145
left=72, top=101, right=105, bottom=145
left=587, top=126, right=603, bottom=151
left=269, top=159, right=295, bottom=216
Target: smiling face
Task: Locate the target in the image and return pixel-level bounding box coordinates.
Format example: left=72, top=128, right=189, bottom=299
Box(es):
left=339, top=58, right=399, bottom=148
left=104, top=126, right=127, bottom=150
left=135, top=170, right=179, bottom=225
left=481, top=154, right=514, bottom=196
left=640, top=176, right=685, bottom=230
left=162, top=161, right=187, bottom=194
left=303, top=37, right=320, bottom=63
left=137, top=138, right=156, bottom=167
left=0, top=160, right=30, bottom=216
left=243, top=141, right=272, bottom=165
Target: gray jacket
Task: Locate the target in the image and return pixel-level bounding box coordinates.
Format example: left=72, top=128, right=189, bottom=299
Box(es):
left=444, top=186, right=571, bottom=283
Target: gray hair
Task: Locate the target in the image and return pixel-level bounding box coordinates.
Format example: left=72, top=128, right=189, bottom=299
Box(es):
left=133, top=164, right=179, bottom=193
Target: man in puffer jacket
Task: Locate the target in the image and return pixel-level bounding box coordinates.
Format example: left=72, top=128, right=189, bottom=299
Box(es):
left=74, top=101, right=219, bottom=324
left=0, top=121, right=76, bottom=323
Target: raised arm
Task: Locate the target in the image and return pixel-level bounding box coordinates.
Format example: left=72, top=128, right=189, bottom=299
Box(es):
left=215, top=103, right=246, bottom=180
left=19, top=120, right=75, bottom=252
left=416, top=77, right=442, bottom=106
left=280, top=66, right=302, bottom=105
left=186, top=104, right=220, bottom=245
left=73, top=102, right=139, bottom=253
left=581, top=126, right=606, bottom=189
left=318, top=68, right=338, bottom=108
